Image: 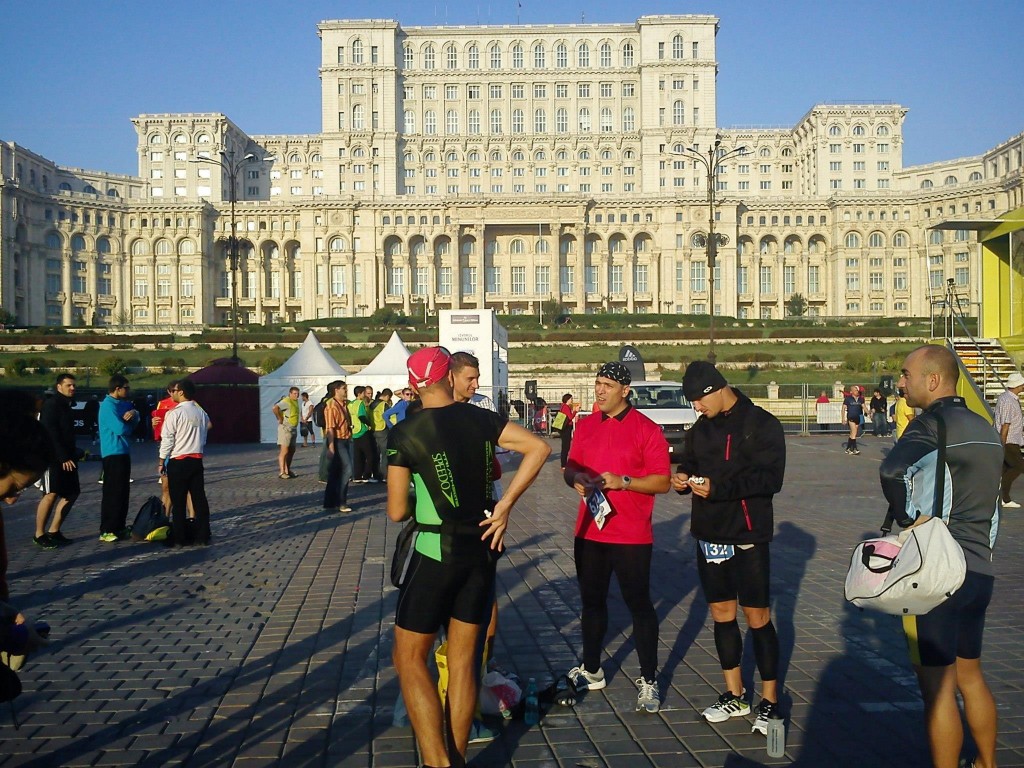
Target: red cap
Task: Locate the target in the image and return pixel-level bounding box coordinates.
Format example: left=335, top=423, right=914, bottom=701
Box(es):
left=408, top=347, right=451, bottom=391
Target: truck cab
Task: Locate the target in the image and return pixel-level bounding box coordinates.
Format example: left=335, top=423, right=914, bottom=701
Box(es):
left=628, top=381, right=698, bottom=456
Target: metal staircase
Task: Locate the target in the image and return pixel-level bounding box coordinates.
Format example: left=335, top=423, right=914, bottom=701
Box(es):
left=950, top=337, right=1017, bottom=407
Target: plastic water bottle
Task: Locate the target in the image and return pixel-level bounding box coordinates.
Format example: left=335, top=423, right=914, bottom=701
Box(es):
left=766, top=716, right=786, bottom=758
left=523, top=678, right=540, bottom=726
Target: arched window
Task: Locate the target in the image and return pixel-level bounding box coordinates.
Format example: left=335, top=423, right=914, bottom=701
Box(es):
left=893, top=232, right=908, bottom=247
left=489, top=43, right=501, bottom=68
left=352, top=104, right=365, bottom=130
left=446, top=110, right=459, bottom=134
left=490, top=150, right=503, bottom=163
left=178, top=239, right=196, bottom=255
left=944, top=175, right=958, bottom=186
left=424, top=110, right=437, bottom=134
left=71, top=234, right=86, bottom=252
left=512, top=150, right=525, bottom=162
left=920, top=179, right=934, bottom=189
left=852, top=125, right=866, bottom=136
left=490, top=109, right=503, bottom=134
left=97, top=237, right=111, bottom=254
left=536, top=239, right=549, bottom=254
left=781, top=147, right=793, bottom=157
left=623, top=149, right=636, bottom=160
left=446, top=44, right=458, bottom=69
left=534, top=149, right=546, bottom=162
left=131, top=239, right=150, bottom=256
left=403, top=45, right=414, bottom=68
left=534, top=108, right=546, bottom=133
left=468, top=43, right=479, bottom=69
left=83, top=185, right=97, bottom=194
left=468, top=110, right=480, bottom=134
left=351, top=38, right=364, bottom=64
left=844, top=232, right=861, bottom=248
left=622, top=41, right=634, bottom=66
left=556, top=108, right=568, bottom=133
left=969, top=171, right=983, bottom=182
left=578, top=107, right=591, bottom=132
left=577, top=42, right=590, bottom=67
left=600, top=42, right=611, bottom=67
left=446, top=151, right=459, bottom=163
left=598, top=107, right=613, bottom=132
left=759, top=147, right=771, bottom=158
left=673, top=100, right=685, bottom=125
left=510, top=239, right=524, bottom=255
left=533, top=43, right=546, bottom=68
left=868, top=232, right=885, bottom=248
left=672, top=34, right=684, bottom=59
left=197, top=133, right=210, bottom=144
left=149, top=133, right=164, bottom=144
left=578, top=149, right=590, bottom=161
left=511, top=43, right=523, bottom=68
left=929, top=231, right=944, bottom=245
left=423, top=44, right=435, bottom=69
left=828, top=124, right=842, bottom=137
left=330, top=236, right=347, bottom=252
left=623, top=107, right=635, bottom=132
left=555, top=42, right=567, bottom=68
left=47, top=232, right=62, bottom=249
left=289, top=152, right=302, bottom=163
left=876, top=124, right=890, bottom=136
left=512, top=109, right=524, bottom=133
left=155, top=239, right=173, bottom=255
left=404, top=110, right=416, bottom=133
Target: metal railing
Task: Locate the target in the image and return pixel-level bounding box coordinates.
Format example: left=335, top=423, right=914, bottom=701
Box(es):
left=932, top=280, right=1001, bottom=415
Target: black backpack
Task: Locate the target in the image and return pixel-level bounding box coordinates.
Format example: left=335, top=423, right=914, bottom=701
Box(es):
left=131, top=496, right=170, bottom=542
left=312, top=400, right=327, bottom=429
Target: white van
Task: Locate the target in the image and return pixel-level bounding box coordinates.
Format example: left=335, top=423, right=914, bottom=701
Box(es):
left=629, top=381, right=698, bottom=456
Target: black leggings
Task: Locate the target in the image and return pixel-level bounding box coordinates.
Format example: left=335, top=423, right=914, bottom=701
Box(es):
left=574, top=537, right=658, bottom=680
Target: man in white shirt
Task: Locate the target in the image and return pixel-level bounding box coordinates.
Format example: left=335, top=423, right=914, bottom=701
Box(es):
left=299, top=391, right=316, bottom=447
left=158, top=378, right=213, bottom=546
left=994, top=371, right=1024, bottom=508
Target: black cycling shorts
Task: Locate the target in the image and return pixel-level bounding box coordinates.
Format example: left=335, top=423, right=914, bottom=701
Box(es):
left=903, top=571, right=994, bottom=667
left=395, top=550, right=496, bottom=634
left=696, top=541, right=771, bottom=608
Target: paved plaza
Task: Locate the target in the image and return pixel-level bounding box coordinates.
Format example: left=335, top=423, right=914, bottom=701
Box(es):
left=2, top=434, right=1023, bottom=767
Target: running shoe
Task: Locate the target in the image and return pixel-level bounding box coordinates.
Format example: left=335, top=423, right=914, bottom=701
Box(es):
left=47, top=531, right=72, bottom=546
left=1002, top=500, right=1021, bottom=509
left=339, top=505, right=354, bottom=513
left=34, top=534, right=58, bottom=550
left=636, top=677, right=660, bottom=713
left=98, top=532, right=119, bottom=543
left=468, top=720, right=497, bottom=744
left=287, top=471, right=298, bottom=478
left=701, top=691, right=750, bottom=722
left=751, top=698, right=780, bottom=735
left=852, top=449, right=861, bottom=455
left=566, top=665, right=606, bottom=691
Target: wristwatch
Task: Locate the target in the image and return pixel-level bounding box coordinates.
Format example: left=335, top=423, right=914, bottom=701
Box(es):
left=622, top=475, right=632, bottom=488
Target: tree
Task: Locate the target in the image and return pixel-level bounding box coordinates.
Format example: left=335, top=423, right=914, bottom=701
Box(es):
left=786, top=293, right=808, bottom=317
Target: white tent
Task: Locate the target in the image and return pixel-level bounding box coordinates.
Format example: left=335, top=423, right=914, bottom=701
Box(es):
left=348, top=331, right=412, bottom=396
left=258, top=331, right=349, bottom=443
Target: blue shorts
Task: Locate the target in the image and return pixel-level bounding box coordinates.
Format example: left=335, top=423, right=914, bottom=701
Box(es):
left=903, top=571, right=994, bottom=667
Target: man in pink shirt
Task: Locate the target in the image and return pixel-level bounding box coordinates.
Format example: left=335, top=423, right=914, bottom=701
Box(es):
left=563, top=361, right=671, bottom=713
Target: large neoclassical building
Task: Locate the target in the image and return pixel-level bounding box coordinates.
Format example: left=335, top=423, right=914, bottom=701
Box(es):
left=2, top=14, right=1023, bottom=328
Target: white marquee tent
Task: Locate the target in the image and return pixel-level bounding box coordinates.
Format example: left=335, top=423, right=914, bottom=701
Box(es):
left=258, top=331, right=349, bottom=443
left=348, top=331, right=412, bottom=396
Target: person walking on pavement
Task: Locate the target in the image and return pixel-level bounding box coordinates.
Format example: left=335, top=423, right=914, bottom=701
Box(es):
left=672, top=360, right=786, bottom=735
left=323, top=380, right=355, bottom=514
left=299, top=391, right=316, bottom=447
left=556, top=393, right=580, bottom=469
left=869, top=388, right=889, bottom=437
left=563, top=362, right=671, bottom=714
left=370, top=389, right=393, bottom=480
left=158, top=378, right=212, bottom=547
left=98, top=375, right=139, bottom=542
left=349, top=385, right=376, bottom=483
left=994, top=371, right=1024, bottom=509
left=387, top=347, right=549, bottom=768
left=34, top=373, right=81, bottom=549
left=842, top=386, right=865, bottom=454
left=879, top=345, right=1002, bottom=768
left=272, top=386, right=300, bottom=479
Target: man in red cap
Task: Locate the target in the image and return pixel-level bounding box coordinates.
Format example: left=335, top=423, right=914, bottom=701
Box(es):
left=387, top=346, right=550, bottom=768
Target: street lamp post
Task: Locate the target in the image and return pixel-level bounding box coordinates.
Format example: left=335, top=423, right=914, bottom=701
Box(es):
left=675, top=137, right=747, bottom=363
left=192, top=149, right=262, bottom=362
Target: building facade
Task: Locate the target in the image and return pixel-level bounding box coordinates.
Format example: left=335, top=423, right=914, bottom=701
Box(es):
left=2, top=15, right=1023, bottom=329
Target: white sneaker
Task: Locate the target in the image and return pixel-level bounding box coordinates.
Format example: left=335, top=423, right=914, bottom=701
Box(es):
left=1003, top=500, right=1021, bottom=509
left=636, top=677, right=660, bottom=713
left=701, top=691, right=750, bottom=722
left=566, top=665, right=606, bottom=691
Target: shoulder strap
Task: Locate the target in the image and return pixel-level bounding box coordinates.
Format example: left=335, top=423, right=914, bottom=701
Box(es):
left=880, top=409, right=946, bottom=534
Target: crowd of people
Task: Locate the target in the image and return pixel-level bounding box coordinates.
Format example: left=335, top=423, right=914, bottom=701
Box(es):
left=0, top=341, right=1015, bottom=768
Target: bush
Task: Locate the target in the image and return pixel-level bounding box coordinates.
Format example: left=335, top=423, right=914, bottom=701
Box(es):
left=725, top=352, right=776, bottom=364
left=98, top=356, right=129, bottom=377
left=6, top=357, right=30, bottom=377
left=61, top=359, right=78, bottom=368
left=160, top=357, right=187, bottom=374
left=259, top=355, right=285, bottom=374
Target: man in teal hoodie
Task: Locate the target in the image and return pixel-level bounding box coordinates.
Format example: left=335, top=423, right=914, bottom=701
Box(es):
left=98, top=375, right=139, bottom=542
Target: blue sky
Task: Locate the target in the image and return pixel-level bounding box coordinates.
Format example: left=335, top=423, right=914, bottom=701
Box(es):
left=4, top=1, right=1022, bottom=176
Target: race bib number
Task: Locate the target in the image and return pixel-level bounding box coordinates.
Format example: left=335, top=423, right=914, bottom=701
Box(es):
left=699, top=540, right=735, bottom=564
